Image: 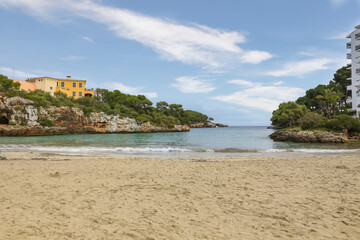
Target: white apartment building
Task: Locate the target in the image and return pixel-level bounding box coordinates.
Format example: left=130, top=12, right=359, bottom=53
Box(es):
left=347, top=24, right=360, bottom=118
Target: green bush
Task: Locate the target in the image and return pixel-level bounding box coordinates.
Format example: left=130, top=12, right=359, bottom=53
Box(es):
left=38, top=118, right=55, bottom=127
left=135, top=114, right=152, bottom=123
left=9, top=122, right=16, bottom=125
left=300, top=112, right=327, bottom=130
left=326, top=114, right=360, bottom=133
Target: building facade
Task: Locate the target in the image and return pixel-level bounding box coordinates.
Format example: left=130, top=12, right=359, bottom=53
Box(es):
left=26, top=76, right=94, bottom=99
left=347, top=25, right=360, bottom=118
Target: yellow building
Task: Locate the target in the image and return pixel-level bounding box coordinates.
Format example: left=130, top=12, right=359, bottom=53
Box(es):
left=27, top=76, right=94, bottom=99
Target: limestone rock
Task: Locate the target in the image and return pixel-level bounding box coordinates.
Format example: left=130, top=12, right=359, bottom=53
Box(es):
left=5, top=97, right=33, bottom=106
left=269, top=129, right=350, bottom=143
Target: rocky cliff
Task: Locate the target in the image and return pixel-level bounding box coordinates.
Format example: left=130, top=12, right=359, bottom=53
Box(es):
left=269, top=129, right=360, bottom=143
left=0, top=96, right=189, bottom=136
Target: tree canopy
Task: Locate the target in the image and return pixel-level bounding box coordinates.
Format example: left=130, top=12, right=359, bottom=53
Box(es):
left=271, top=102, right=308, bottom=128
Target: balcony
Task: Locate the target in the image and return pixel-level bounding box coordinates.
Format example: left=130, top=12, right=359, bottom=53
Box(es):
left=347, top=42, right=351, bottom=49
left=356, top=68, right=360, bottom=74
left=357, top=56, right=360, bottom=63
left=347, top=53, right=352, bottom=59
left=356, top=45, right=360, bottom=52
left=356, top=33, right=360, bottom=40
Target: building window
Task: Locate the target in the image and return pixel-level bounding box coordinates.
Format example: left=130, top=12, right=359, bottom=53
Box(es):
left=79, top=91, right=83, bottom=97
left=79, top=82, right=83, bottom=88
left=57, top=82, right=58, bottom=87
left=73, top=82, right=76, bottom=88
left=61, top=82, right=65, bottom=88
left=72, top=91, right=76, bottom=97
left=50, top=87, right=52, bottom=90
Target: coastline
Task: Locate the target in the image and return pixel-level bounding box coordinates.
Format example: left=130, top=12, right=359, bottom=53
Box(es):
left=1, top=152, right=359, bottom=239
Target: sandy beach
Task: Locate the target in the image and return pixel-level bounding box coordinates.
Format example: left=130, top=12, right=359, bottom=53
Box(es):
left=0, top=153, right=359, bottom=240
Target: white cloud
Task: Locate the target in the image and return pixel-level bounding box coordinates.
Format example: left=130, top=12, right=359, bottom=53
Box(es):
left=102, top=82, right=158, bottom=98
left=227, top=79, right=256, bottom=87
left=274, top=80, right=283, bottom=86
left=83, top=36, right=94, bottom=44
left=60, top=55, right=86, bottom=61
left=171, top=76, right=215, bottom=93
left=0, top=67, right=38, bottom=79
left=240, top=50, right=273, bottom=64
left=213, top=81, right=305, bottom=112
left=0, top=0, right=273, bottom=67
left=267, top=58, right=334, bottom=77
left=329, top=0, right=349, bottom=6
left=326, top=31, right=349, bottom=40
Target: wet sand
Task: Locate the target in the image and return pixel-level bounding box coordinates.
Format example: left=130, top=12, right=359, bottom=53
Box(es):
left=0, top=152, right=359, bottom=239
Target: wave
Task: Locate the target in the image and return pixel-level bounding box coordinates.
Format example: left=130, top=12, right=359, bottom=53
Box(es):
left=262, top=148, right=358, bottom=153
left=0, top=144, right=358, bottom=155
left=292, top=149, right=359, bottom=153
left=0, top=144, right=191, bottom=154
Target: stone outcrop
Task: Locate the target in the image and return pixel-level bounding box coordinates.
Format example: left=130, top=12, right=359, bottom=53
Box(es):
left=0, top=95, right=189, bottom=136
left=190, top=122, right=228, bottom=128
left=269, top=129, right=360, bottom=143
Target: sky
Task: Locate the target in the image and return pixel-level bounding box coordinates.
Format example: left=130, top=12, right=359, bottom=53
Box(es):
left=0, top=0, right=359, bottom=125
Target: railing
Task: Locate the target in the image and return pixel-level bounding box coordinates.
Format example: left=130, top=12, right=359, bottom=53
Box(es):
left=357, top=57, right=360, bottom=63
left=356, top=45, right=360, bottom=51
left=347, top=42, right=351, bottom=49
left=355, top=33, right=360, bottom=40
left=85, top=88, right=94, bottom=91
left=347, top=53, right=352, bottom=59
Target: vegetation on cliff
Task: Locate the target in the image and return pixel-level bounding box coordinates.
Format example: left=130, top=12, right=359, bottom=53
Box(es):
left=271, top=66, right=360, bottom=135
left=0, top=74, right=213, bottom=128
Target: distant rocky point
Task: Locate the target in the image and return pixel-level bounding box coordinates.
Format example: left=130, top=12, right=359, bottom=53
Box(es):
left=190, top=122, right=228, bottom=128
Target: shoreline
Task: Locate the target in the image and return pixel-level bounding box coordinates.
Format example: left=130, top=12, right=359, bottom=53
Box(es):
left=1, top=153, right=359, bottom=239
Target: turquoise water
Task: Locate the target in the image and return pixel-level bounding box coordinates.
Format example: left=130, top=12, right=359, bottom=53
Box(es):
left=0, top=127, right=359, bottom=156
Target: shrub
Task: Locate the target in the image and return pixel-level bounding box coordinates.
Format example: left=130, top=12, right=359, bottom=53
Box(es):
left=9, top=122, right=16, bottom=125
left=326, top=114, right=360, bottom=133
left=300, top=112, right=327, bottom=130
left=38, top=118, right=54, bottom=127
left=135, top=114, right=152, bottom=123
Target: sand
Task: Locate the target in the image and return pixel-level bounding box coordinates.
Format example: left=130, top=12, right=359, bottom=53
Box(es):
left=0, top=153, right=359, bottom=240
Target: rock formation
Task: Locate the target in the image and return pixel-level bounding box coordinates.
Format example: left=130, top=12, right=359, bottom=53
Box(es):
left=269, top=129, right=360, bottom=143
left=189, top=122, right=228, bottom=128
left=0, top=95, right=189, bottom=136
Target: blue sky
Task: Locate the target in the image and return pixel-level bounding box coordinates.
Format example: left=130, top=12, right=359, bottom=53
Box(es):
left=0, top=0, right=359, bottom=125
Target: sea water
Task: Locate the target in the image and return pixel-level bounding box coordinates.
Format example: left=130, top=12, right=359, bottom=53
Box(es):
left=0, top=127, right=359, bottom=156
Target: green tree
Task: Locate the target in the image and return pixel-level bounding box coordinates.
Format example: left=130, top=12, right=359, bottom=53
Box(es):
left=0, top=74, right=20, bottom=95
left=168, top=104, right=183, bottom=118
left=156, top=101, right=169, bottom=111
left=316, top=87, right=341, bottom=118
left=271, top=101, right=308, bottom=128
left=330, top=66, right=351, bottom=97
